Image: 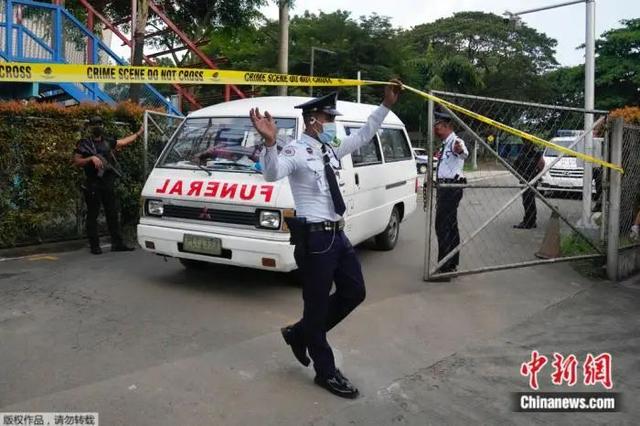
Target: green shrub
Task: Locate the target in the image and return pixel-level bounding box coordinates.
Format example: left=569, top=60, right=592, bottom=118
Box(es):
left=0, top=101, right=154, bottom=248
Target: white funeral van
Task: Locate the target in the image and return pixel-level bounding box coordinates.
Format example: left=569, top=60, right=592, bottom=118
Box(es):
left=137, top=96, right=418, bottom=271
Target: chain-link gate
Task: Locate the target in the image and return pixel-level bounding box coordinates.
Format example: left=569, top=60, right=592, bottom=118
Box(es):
left=423, top=91, right=610, bottom=280
left=143, top=110, right=184, bottom=176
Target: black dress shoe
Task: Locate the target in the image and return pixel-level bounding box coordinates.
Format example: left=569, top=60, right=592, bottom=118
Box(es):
left=513, top=222, right=536, bottom=229
left=90, top=246, right=103, bottom=255
left=281, top=325, right=310, bottom=367
left=111, top=244, right=135, bottom=252
left=314, top=369, right=359, bottom=399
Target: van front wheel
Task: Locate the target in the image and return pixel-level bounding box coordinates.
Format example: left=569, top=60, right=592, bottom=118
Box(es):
left=375, top=206, right=400, bottom=251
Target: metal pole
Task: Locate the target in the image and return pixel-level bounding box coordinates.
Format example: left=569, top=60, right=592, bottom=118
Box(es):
left=581, top=0, right=596, bottom=227
left=511, top=0, right=586, bottom=16
left=423, top=96, right=434, bottom=281
left=277, top=1, right=289, bottom=97
left=143, top=111, right=149, bottom=176
left=607, top=118, right=623, bottom=281
left=472, top=139, right=478, bottom=170
left=309, top=47, right=315, bottom=97
left=357, top=71, right=361, bottom=103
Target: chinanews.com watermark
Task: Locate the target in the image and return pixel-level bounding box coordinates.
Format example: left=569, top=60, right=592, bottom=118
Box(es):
left=515, top=350, right=621, bottom=413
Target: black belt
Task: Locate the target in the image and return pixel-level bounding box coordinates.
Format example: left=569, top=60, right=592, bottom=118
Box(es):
left=307, top=219, right=345, bottom=232
left=437, top=177, right=467, bottom=184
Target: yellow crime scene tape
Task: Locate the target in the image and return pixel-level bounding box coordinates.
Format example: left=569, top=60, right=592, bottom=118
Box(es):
left=0, top=62, right=363, bottom=86
left=400, top=85, right=623, bottom=174
left=0, top=61, right=621, bottom=172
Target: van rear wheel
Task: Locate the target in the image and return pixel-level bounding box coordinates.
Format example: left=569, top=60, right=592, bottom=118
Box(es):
left=375, top=206, right=400, bottom=251
left=179, top=258, right=208, bottom=270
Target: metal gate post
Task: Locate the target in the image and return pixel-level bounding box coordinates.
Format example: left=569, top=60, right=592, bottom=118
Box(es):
left=143, top=111, right=149, bottom=177
left=607, top=118, right=623, bottom=281
left=423, top=95, right=434, bottom=281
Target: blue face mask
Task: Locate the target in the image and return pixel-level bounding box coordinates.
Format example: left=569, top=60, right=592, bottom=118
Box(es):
left=318, top=122, right=337, bottom=144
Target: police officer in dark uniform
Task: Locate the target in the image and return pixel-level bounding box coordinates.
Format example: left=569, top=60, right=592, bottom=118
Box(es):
left=513, top=140, right=545, bottom=229
left=434, top=111, right=469, bottom=274
left=249, top=81, right=402, bottom=398
left=73, top=116, right=142, bottom=254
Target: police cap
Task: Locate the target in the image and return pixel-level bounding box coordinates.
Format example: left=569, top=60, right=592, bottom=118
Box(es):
left=294, top=92, right=342, bottom=116
left=434, top=111, right=453, bottom=125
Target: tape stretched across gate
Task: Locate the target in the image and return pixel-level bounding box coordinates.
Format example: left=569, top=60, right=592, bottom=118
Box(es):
left=0, top=62, right=364, bottom=86
left=399, top=84, right=623, bottom=174
left=0, top=61, right=621, bottom=173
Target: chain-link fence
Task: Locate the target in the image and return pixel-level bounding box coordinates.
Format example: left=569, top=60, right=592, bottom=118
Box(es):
left=618, top=124, right=640, bottom=249
left=424, top=91, right=609, bottom=280
left=143, top=110, right=183, bottom=176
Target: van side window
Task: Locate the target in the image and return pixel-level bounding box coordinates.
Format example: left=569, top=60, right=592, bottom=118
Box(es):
left=379, top=128, right=412, bottom=162
left=345, top=126, right=382, bottom=167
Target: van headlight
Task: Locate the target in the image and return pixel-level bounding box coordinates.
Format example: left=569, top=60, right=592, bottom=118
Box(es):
left=146, top=199, right=164, bottom=216
left=258, top=210, right=281, bottom=229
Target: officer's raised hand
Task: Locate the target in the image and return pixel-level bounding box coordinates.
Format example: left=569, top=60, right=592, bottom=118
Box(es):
left=383, top=79, right=403, bottom=108
left=250, top=108, right=277, bottom=146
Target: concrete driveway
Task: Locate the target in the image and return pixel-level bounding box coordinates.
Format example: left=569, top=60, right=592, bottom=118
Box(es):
left=0, top=209, right=638, bottom=425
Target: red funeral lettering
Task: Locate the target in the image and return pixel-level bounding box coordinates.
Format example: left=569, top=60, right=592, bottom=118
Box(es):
left=187, top=180, right=204, bottom=196
left=260, top=185, right=274, bottom=202
left=155, top=179, right=170, bottom=194
left=204, top=181, right=219, bottom=197
left=168, top=180, right=183, bottom=195
left=239, top=184, right=257, bottom=200
left=220, top=183, right=238, bottom=199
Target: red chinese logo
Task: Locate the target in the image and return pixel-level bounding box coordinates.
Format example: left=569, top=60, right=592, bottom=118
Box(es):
left=520, top=350, right=548, bottom=390
left=520, top=351, right=613, bottom=390
left=551, top=353, right=578, bottom=386
left=583, top=352, right=613, bottom=389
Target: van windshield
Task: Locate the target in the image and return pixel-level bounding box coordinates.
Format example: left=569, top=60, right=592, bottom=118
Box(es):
left=158, top=116, right=296, bottom=173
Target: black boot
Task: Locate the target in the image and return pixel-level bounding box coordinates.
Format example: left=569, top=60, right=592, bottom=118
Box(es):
left=281, top=325, right=310, bottom=367
left=314, top=369, right=359, bottom=399
left=90, top=245, right=103, bottom=255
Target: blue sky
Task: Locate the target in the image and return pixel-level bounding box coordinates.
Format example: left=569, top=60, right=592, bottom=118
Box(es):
left=261, top=0, right=639, bottom=67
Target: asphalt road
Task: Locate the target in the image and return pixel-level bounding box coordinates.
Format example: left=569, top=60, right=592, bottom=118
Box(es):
left=1, top=196, right=637, bottom=425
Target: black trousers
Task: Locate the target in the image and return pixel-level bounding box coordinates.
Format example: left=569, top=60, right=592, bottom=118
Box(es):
left=291, top=230, right=366, bottom=378
left=521, top=187, right=537, bottom=226
left=84, top=183, right=123, bottom=248
left=435, top=187, right=463, bottom=272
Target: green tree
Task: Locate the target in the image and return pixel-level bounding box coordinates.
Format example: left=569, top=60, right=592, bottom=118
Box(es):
left=594, top=18, right=640, bottom=109
left=403, top=11, right=559, bottom=100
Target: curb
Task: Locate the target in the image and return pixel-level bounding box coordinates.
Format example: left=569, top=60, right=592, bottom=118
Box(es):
left=0, top=237, right=112, bottom=260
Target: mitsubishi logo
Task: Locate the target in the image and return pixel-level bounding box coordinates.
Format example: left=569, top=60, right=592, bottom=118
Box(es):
left=198, top=206, right=212, bottom=220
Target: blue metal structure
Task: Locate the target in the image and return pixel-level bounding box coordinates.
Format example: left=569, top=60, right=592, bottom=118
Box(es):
left=0, top=0, right=181, bottom=115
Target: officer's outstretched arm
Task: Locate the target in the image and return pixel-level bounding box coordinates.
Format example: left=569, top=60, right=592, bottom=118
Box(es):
left=116, top=126, right=144, bottom=149
left=335, top=79, right=402, bottom=159
left=335, top=105, right=389, bottom=159
left=260, top=144, right=300, bottom=182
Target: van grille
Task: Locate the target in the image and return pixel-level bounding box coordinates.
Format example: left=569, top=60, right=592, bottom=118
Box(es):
left=162, top=205, right=258, bottom=226
left=549, top=168, right=583, bottom=178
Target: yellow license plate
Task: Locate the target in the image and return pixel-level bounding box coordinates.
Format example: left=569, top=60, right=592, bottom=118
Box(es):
left=183, top=234, right=222, bottom=256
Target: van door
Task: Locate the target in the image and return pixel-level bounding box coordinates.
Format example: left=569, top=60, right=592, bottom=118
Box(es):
left=377, top=125, right=416, bottom=224
left=342, top=123, right=386, bottom=245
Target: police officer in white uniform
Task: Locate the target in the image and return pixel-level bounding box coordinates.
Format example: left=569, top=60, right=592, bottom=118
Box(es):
left=434, top=111, right=468, bottom=274
left=249, top=80, right=402, bottom=399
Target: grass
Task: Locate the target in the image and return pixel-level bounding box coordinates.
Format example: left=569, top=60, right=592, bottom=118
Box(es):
left=560, top=233, right=599, bottom=256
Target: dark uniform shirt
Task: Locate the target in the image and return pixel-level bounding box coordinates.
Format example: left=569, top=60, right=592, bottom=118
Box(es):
left=514, top=144, right=543, bottom=180
left=74, top=136, right=118, bottom=186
